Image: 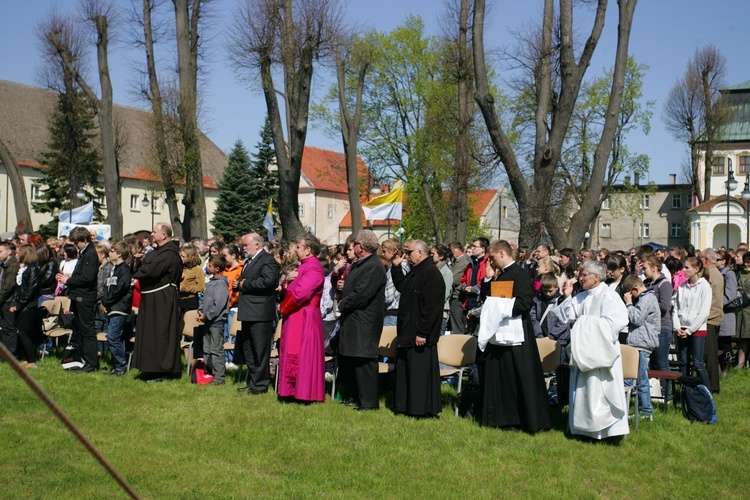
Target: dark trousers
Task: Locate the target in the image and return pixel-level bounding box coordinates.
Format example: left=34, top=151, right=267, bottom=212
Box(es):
left=0, top=302, right=16, bottom=356
left=340, top=355, right=379, bottom=409
left=449, top=298, right=466, bottom=334
left=240, top=320, right=273, bottom=392
left=72, top=300, right=98, bottom=369
left=706, top=324, right=720, bottom=393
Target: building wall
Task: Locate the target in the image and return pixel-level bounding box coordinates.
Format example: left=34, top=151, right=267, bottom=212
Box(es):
left=697, top=143, right=750, bottom=200
left=0, top=163, right=219, bottom=237
left=596, top=186, right=691, bottom=251
left=483, top=190, right=520, bottom=244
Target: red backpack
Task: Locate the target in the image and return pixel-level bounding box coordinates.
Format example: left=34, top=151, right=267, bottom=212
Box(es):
left=190, top=359, right=214, bottom=385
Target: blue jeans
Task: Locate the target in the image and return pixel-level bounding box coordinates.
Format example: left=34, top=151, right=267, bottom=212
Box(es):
left=637, top=349, right=653, bottom=416
left=383, top=315, right=397, bottom=327
left=678, top=334, right=710, bottom=388
left=224, top=308, right=237, bottom=363
left=107, top=314, right=128, bottom=371
left=650, top=328, right=672, bottom=397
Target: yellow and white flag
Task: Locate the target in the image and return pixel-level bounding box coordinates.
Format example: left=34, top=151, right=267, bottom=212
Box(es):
left=362, top=187, right=402, bottom=221
left=262, top=200, right=274, bottom=240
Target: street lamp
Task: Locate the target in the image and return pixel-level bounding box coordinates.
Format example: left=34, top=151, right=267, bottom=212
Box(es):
left=726, top=167, right=739, bottom=249
left=742, top=175, right=750, bottom=245
left=396, top=226, right=405, bottom=243
left=141, top=188, right=156, bottom=229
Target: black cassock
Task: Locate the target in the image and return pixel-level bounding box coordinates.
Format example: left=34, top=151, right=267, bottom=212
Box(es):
left=392, top=258, right=445, bottom=417
left=479, top=262, right=552, bottom=432
left=133, top=240, right=183, bottom=374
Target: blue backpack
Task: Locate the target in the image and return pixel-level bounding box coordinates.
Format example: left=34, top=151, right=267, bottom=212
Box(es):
left=680, top=376, right=717, bottom=424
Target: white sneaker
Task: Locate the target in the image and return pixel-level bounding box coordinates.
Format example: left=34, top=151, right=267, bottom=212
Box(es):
left=226, top=362, right=239, bottom=371
left=325, top=372, right=334, bottom=383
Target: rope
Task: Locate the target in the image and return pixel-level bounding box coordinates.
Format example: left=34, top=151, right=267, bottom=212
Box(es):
left=0, top=342, right=140, bottom=499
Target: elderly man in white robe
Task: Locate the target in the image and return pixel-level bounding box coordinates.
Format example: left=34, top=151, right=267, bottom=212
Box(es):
left=549, top=259, right=630, bottom=440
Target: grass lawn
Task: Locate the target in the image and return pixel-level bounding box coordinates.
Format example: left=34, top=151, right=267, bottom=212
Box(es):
left=1, top=359, right=749, bottom=498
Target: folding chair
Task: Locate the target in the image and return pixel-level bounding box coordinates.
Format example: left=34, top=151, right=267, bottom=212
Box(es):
left=40, top=298, right=73, bottom=360
left=181, top=310, right=203, bottom=377
left=437, top=334, right=478, bottom=416
left=378, top=325, right=398, bottom=374
left=621, top=344, right=641, bottom=429
left=536, top=337, right=561, bottom=389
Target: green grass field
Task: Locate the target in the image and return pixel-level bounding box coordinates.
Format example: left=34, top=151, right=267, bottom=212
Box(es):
left=1, top=360, right=749, bottom=498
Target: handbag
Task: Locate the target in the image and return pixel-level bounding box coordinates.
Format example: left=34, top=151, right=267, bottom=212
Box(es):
left=190, top=359, right=214, bottom=385
left=725, top=291, right=749, bottom=311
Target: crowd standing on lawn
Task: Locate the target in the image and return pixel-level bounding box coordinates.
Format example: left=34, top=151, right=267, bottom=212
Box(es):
left=4, top=222, right=749, bottom=439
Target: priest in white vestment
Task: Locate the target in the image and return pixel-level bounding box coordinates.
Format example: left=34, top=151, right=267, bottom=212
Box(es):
left=549, top=260, right=630, bottom=439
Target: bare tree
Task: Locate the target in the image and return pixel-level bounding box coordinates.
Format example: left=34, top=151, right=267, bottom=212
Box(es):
left=173, top=0, right=208, bottom=239
left=228, top=0, right=340, bottom=241
left=40, top=2, right=124, bottom=238
left=133, top=0, right=184, bottom=237
left=334, top=32, right=372, bottom=235
left=663, top=45, right=730, bottom=204
left=472, top=0, right=638, bottom=249
left=0, top=139, right=33, bottom=232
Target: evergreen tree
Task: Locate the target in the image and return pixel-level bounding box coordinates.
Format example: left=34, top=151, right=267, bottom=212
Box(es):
left=35, top=89, right=103, bottom=238
left=211, top=120, right=277, bottom=241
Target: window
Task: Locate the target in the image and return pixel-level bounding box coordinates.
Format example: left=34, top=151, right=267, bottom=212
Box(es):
left=30, top=183, right=42, bottom=202
left=741, top=155, right=750, bottom=174
left=671, top=223, right=682, bottom=238
left=151, top=196, right=161, bottom=214
left=502, top=206, right=508, bottom=219
left=601, top=197, right=610, bottom=210
left=298, top=204, right=305, bottom=218
left=130, top=194, right=140, bottom=211
left=327, top=204, right=334, bottom=219
left=639, top=194, right=650, bottom=210
left=601, top=223, right=612, bottom=238
left=671, top=193, right=682, bottom=209
left=640, top=223, right=650, bottom=238
left=712, top=156, right=726, bottom=175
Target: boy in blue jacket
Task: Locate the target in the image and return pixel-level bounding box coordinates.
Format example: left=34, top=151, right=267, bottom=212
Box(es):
left=198, top=255, right=229, bottom=385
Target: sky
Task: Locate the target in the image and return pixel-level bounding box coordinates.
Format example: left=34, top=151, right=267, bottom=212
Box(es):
left=2, top=0, right=749, bottom=186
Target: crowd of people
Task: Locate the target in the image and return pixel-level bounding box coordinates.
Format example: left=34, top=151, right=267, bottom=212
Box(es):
left=1, top=224, right=746, bottom=438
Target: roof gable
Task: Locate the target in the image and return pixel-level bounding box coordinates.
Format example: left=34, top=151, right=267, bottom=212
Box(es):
left=300, top=145, right=369, bottom=194
left=0, top=79, right=226, bottom=189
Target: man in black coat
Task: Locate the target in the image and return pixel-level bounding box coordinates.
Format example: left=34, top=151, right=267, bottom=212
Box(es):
left=478, top=239, right=552, bottom=433
left=235, top=233, right=280, bottom=394
left=57, top=226, right=99, bottom=372
left=391, top=239, right=445, bottom=417
left=0, top=241, right=19, bottom=355
left=338, top=230, right=386, bottom=410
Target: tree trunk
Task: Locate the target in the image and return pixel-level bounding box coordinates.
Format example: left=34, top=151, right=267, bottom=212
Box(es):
left=421, top=175, right=442, bottom=244
left=447, top=0, right=472, bottom=245
left=92, top=14, right=122, bottom=239
left=174, top=0, right=206, bottom=239
left=143, top=0, right=182, bottom=238
left=336, top=48, right=368, bottom=237
left=0, top=138, right=33, bottom=231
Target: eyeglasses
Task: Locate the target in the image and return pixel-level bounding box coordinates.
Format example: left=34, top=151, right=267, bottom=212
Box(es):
left=405, top=249, right=415, bottom=255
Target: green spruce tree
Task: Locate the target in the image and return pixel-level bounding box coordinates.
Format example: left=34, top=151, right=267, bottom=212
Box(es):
left=35, top=89, right=104, bottom=238
left=211, top=120, right=277, bottom=241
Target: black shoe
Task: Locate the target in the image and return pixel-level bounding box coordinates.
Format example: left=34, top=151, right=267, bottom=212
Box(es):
left=209, top=379, right=225, bottom=385
left=340, top=399, right=357, bottom=407
left=354, top=406, right=378, bottom=412
left=248, top=388, right=268, bottom=395
left=237, top=386, right=252, bottom=393
left=105, top=369, right=126, bottom=376
left=70, top=365, right=97, bottom=373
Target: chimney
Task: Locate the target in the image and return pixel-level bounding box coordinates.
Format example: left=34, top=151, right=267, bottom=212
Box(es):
left=670, top=174, right=676, bottom=185
left=633, top=172, right=640, bottom=186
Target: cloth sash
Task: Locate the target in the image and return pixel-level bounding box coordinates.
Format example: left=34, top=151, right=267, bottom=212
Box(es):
left=478, top=297, right=524, bottom=351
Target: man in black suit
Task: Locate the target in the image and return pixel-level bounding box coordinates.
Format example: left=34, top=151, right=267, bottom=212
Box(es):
left=235, top=233, right=280, bottom=394
left=57, top=226, right=100, bottom=372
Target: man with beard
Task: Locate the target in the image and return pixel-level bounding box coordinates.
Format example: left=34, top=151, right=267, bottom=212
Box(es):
left=132, top=223, right=183, bottom=381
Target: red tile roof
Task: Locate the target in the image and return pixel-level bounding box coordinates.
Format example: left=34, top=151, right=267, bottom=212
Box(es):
left=301, top=145, right=370, bottom=195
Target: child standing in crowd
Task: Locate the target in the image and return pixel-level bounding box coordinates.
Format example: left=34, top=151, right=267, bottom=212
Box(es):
left=673, top=257, right=712, bottom=388
left=102, top=242, right=133, bottom=376
left=530, top=272, right=570, bottom=362
left=198, top=255, right=229, bottom=385
left=623, top=275, right=660, bottom=420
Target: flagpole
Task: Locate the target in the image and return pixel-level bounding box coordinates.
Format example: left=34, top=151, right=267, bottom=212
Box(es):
left=387, top=218, right=390, bottom=238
